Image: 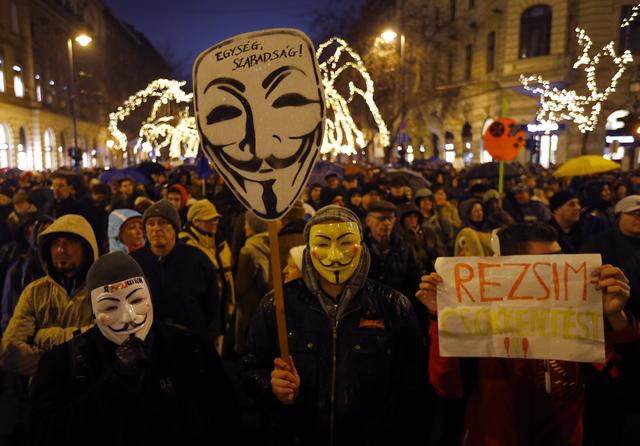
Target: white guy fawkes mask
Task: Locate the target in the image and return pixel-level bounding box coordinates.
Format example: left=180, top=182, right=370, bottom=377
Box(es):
left=193, top=29, right=326, bottom=220
left=90, top=276, right=153, bottom=345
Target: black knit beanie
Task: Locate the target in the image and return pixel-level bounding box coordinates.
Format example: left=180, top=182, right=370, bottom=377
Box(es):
left=142, top=199, right=181, bottom=234
left=87, top=251, right=146, bottom=295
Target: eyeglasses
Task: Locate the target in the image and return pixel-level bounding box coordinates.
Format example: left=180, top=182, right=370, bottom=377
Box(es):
left=624, top=210, right=640, bottom=217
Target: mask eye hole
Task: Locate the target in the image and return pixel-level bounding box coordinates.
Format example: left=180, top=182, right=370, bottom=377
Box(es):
left=206, top=105, right=242, bottom=124
left=272, top=93, right=316, bottom=109
left=102, top=305, right=118, bottom=312
left=129, top=297, right=145, bottom=305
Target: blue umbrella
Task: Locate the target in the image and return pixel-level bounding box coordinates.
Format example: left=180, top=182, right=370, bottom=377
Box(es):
left=308, top=160, right=344, bottom=186
left=100, top=168, right=150, bottom=185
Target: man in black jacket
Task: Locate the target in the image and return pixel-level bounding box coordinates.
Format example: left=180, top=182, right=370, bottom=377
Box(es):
left=28, top=252, right=240, bottom=446
left=240, top=205, right=432, bottom=446
left=130, top=200, right=218, bottom=338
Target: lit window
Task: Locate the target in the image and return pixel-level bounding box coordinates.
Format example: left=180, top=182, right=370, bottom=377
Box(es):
left=0, top=59, right=4, bottom=93
left=43, top=129, right=55, bottom=169
left=519, top=5, right=552, bottom=59
left=34, top=74, right=42, bottom=102
left=0, top=125, right=9, bottom=168
left=13, top=65, right=24, bottom=98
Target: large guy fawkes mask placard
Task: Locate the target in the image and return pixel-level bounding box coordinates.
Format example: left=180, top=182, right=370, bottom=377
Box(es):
left=193, top=29, right=326, bottom=220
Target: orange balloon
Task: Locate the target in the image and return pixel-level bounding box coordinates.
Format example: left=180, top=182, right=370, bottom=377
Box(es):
left=482, top=118, right=525, bottom=161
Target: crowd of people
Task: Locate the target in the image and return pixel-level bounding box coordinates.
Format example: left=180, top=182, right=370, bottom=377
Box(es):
left=0, top=159, right=639, bottom=445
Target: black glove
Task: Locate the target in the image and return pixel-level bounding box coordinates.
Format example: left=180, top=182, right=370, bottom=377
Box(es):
left=114, top=334, right=148, bottom=374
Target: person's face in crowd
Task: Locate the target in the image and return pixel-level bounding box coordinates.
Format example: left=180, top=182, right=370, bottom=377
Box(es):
left=616, top=184, right=628, bottom=199
left=120, top=180, right=134, bottom=196
left=309, top=221, right=362, bottom=285
left=343, top=178, right=358, bottom=190
left=555, top=198, right=581, bottom=226
left=618, top=210, right=640, bottom=238
left=166, top=192, right=183, bottom=210
left=327, top=176, right=340, bottom=189
left=362, top=191, right=380, bottom=209
left=544, top=188, right=555, bottom=200
left=18, top=176, right=31, bottom=189
left=470, top=203, right=484, bottom=223
left=120, top=219, right=144, bottom=248
left=514, top=190, right=531, bottom=205
left=405, top=187, right=414, bottom=201
left=403, top=213, right=420, bottom=231
left=301, top=188, right=310, bottom=203
left=311, top=187, right=322, bottom=203
left=631, top=175, right=640, bottom=187
left=390, top=185, right=404, bottom=198
left=91, top=277, right=153, bottom=345
left=50, top=236, right=85, bottom=277
left=283, top=255, right=302, bottom=283
left=194, top=217, right=220, bottom=235
left=600, top=184, right=612, bottom=202
left=434, top=189, right=447, bottom=207
left=51, top=177, right=73, bottom=201
left=0, top=193, right=11, bottom=206
left=366, top=211, right=395, bottom=240
left=145, top=217, right=176, bottom=255
left=436, top=173, right=445, bottom=185
left=331, top=195, right=345, bottom=207
left=90, top=191, right=106, bottom=205
left=350, top=192, right=362, bottom=207
left=14, top=200, right=30, bottom=214
left=419, top=197, right=434, bottom=215
left=525, top=176, right=537, bottom=189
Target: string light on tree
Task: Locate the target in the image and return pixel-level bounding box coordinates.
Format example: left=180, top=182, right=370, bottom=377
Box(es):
left=108, top=79, right=199, bottom=159
left=520, top=25, right=633, bottom=133
left=316, top=37, right=390, bottom=156
left=621, top=2, right=640, bottom=28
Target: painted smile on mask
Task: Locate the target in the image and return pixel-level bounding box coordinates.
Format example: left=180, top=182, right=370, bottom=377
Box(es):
left=193, top=29, right=326, bottom=220
left=108, top=313, right=148, bottom=333
left=91, top=279, right=153, bottom=345
left=309, top=222, right=362, bottom=285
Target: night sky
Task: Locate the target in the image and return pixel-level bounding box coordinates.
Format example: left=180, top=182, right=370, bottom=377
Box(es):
left=103, top=0, right=364, bottom=79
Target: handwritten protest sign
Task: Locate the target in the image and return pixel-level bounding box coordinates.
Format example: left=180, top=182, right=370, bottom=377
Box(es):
left=434, top=254, right=604, bottom=363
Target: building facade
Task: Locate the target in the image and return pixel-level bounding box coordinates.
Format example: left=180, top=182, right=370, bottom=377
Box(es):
left=0, top=0, right=171, bottom=171
left=354, top=0, right=640, bottom=167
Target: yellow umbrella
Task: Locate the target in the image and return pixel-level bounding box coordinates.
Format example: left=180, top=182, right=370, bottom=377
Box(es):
left=553, top=155, right=620, bottom=177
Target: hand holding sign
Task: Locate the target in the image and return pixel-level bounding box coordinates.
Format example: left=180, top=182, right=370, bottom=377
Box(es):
left=432, top=254, right=608, bottom=363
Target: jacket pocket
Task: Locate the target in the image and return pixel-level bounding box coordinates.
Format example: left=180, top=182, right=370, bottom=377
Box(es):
left=288, top=332, right=318, bottom=388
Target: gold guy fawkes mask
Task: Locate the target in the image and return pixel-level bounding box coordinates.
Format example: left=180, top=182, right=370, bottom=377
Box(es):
left=193, top=29, right=326, bottom=220
left=309, top=222, right=363, bottom=284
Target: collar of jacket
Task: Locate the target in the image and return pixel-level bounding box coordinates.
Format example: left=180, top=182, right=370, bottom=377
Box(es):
left=183, top=224, right=219, bottom=251
left=301, top=242, right=370, bottom=322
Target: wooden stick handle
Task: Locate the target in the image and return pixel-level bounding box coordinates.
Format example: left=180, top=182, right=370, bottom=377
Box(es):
left=267, top=221, right=290, bottom=361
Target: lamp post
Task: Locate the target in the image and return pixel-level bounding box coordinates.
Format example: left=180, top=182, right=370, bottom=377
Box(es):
left=67, top=33, right=92, bottom=166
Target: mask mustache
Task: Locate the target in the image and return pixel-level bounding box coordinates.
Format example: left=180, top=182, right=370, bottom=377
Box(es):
left=109, top=314, right=147, bottom=332
left=319, top=259, right=352, bottom=267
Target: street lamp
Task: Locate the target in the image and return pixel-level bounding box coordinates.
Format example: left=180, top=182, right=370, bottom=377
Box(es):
left=67, top=32, right=92, bottom=166
left=379, top=27, right=407, bottom=160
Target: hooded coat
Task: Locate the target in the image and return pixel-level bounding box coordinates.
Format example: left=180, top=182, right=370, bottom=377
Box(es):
left=0, top=214, right=97, bottom=376
left=240, top=206, right=432, bottom=446
left=108, top=209, right=143, bottom=254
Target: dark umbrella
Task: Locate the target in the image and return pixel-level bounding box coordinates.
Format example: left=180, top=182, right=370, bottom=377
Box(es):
left=136, top=161, right=166, bottom=179
left=100, top=168, right=150, bottom=185
left=460, top=162, right=519, bottom=180
left=309, top=160, right=344, bottom=186
left=386, top=168, right=432, bottom=190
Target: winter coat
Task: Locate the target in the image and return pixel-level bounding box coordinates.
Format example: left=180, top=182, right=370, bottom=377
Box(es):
left=364, top=231, right=425, bottom=301
left=428, top=312, right=640, bottom=446
left=108, top=209, right=143, bottom=254
left=396, top=203, right=446, bottom=269
left=454, top=227, right=493, bottom=257
left=28, top=323, right=241, bottom=446
left=240, top=278, right=432, bottom=446
left=437, top=201, right=462, bottom=229
left=580, top=228, right=640, bottom=318
left=0, top=214, right=97, bottom=376
left=130, top=242, right=218, bottom=338
left=179, top=226, right=235, bottom=339
left=548, top=217, right=583, bottom=254
left=233, top=232, right=271, bottom=354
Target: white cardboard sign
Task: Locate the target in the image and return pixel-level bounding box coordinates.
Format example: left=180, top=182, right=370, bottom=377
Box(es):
left=193, top=29, right=326, bottom=220
left=434, top=254, right=604, bottom=363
